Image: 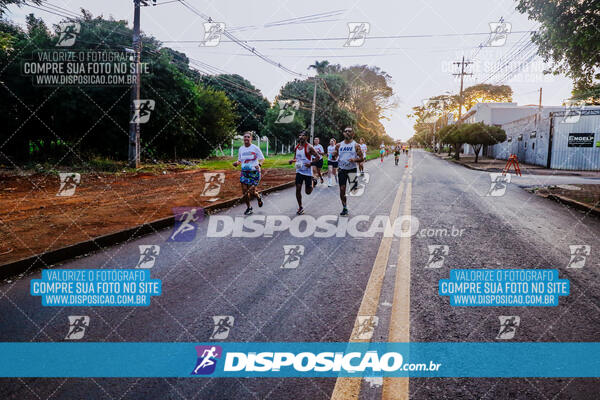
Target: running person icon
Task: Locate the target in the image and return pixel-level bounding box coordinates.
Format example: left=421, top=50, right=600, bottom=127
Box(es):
left=333, top=127, right=364, bottom=216
left=193, top=346, right=218, bottom=374
left=289, top=130, right=320, bottom=215
left=66, top=316, right=88, bottom=339
left=233, top=132, right=265, bottom=215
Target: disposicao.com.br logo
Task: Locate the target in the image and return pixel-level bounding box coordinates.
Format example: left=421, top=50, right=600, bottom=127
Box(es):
left=190, top=347, right=441, bottom=376
left=205, top=215, right=420, bottom=238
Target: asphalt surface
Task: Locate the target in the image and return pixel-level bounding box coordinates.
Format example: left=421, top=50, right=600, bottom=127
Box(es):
left=1, top=150, right=599, bottom=399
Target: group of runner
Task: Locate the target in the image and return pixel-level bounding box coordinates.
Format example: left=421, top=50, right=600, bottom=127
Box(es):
left=232, top=126, right=396, bottom=216
left=379, top=142, right=410, bottom=163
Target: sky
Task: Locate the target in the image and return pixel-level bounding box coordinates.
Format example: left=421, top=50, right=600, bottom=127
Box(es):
left=7, top=0, right=574, bottom=141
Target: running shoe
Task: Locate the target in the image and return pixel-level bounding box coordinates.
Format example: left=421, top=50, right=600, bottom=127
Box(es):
left=340, top=207, right=349, bottom=216
left=257, top=194, right=263, bottom=207
left=297, top=207, right=305, bottom=215
left=244, top=207, right=253, bottom=215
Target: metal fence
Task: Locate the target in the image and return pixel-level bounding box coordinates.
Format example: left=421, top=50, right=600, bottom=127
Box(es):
left=489, top=108, right=600, bottom=170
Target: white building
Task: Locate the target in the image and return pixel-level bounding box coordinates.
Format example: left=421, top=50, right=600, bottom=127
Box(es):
left=460, top=103, right=600, bottom=170
left=460, top=102, right=545, bottom=155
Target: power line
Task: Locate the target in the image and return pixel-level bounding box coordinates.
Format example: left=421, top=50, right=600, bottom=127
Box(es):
left=159, top=30, right=537, bottom=44
left=176, top=0, right=305, bottom=77
left=482, top=41, right=535, bottom=83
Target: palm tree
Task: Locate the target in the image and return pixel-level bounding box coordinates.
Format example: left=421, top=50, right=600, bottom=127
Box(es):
left=308, top=60, right=330, bottom=75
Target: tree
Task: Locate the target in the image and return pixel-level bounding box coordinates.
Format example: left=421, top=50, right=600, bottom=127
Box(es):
left=277, top=74, right=355, bottom=142
left=456, top=122, right=506, bottom=163
left=0, top=11, right=237, bottom=163
left=260, top=104, right=306, bottom=152
left=201, top=74, right=270, bottom=134
left=571, top=83, right=600, bottom=105
left=338, top=65, right=395, bottom=144
left=436, top=125, right=460, bottom=158
left=308, top=60, right=330, bottom=75
left=517, top=0, right=600, bottom=90
left=457, top=84, right=513, bottom=115
left=0, top=0, right=39, bottom=15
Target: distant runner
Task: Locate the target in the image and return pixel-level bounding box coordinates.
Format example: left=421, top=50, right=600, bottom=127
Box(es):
left=359, top=138, right=368, bottom=175
left=379, top=141, right=385, bottom=162
left=311, top=137, right=325, bottom=186
left=232, top=132, right=264, bottom=215
left=327, top=138, right=338, bottom=187
left=289, top=131, right=320, bottom=215
left=333, top=127, right=364, bottom=216
left=394, top=144, right=401, bottom=166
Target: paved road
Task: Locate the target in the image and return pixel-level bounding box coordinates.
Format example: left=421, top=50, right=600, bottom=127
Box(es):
left=1, top=150, right=599, bottom=399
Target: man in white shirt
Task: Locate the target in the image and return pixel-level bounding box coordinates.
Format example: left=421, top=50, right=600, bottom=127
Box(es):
left=233, top=132, right=265, bottom=215
left=332, top=127, right=364, bottom=216
left=288, top=130, right=320, bottom=215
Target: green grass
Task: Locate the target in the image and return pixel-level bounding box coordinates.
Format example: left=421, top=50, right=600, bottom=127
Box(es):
left=198, top=148, right=383, bottom=170
left=197, top=153, right=295, bottom=170
left=15, top=147, right=386, bottom=174
left=213, top=139, right=271, bottom=157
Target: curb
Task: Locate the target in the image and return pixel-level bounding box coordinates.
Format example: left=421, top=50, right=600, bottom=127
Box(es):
left=437, top=154, right=587, bottom=177
left=0, top=180, right=295, bottom=280
left=546, top=194, right=600, bottom=218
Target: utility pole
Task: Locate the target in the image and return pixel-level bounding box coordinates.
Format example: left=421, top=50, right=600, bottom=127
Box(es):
left=128, top=0, right=142, bottom=168
left=453, top=56, right=473, bottom=122
left=538, top=87, right=543, bottom=109
left=309, top=77, right=318, bottom=145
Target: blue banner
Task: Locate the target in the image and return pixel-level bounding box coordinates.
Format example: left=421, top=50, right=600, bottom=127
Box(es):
left=0, top=342, right=598, bottom=377
left=439, top=269, right=569, bottom=306
left=30, top=269, right=162, bottom=306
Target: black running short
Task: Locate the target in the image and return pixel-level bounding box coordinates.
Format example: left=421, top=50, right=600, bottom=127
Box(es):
left=295, top=173, right=313, bottom=187
left=311, top=159, right=324, bottom=169
left=328, top=160, right=338, bottom=168
left=338, top=168, right=358, bottom=186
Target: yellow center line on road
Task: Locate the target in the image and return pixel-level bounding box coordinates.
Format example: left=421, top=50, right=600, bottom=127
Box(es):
left=382, top=156, right=413, bottom=400
left=330, top=172, right=408, bottom=400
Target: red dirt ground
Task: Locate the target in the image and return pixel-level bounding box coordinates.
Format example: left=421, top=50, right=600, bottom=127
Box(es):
left=0, top=168, right=294, bottom=265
